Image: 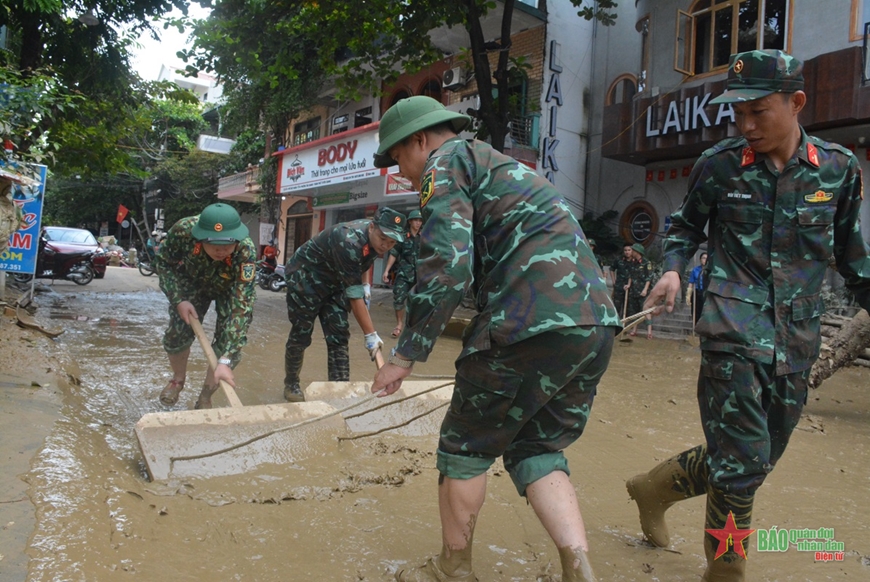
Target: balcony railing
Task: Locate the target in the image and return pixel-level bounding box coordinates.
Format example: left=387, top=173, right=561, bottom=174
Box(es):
left=217, top=166, right=260, bottom=202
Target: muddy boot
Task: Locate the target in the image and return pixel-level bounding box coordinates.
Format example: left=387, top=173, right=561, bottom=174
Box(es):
left=327, top=343, right=350, bottom=382
left=395, top=545, right=477, bottom=582
left=194, top=382, right=218, bottom=410
left=701, top=487, right=752, bottom=582
left=626, top=444, right=708, bottom=547
left=283, top=383, right=305, bottom=402
left=558, top=546, right=596, bottom=582
left=283, top=347, right=306, bottom=402
left=159, top=378, right=185, bottom=406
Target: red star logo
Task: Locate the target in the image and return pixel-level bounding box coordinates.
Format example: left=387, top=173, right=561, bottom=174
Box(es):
left=705, top=511, right=756, bottom=560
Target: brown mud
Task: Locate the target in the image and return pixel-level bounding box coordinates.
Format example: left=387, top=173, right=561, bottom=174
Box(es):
left=1, top=267, right=868, bottom=581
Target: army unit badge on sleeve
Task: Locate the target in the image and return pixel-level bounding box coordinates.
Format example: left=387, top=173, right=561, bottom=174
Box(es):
left=420, top=169, right=436, bottom=208
left=241, top=262, right=256, bottom=282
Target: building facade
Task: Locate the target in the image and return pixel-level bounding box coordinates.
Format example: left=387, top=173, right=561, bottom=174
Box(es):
left=587, top=0, right=870, bottom=260
left=217, top=1, right=599, bottom=270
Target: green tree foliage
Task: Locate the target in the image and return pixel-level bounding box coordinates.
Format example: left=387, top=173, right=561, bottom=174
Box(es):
left=151, top=149, right=228, bottom=226
left=1, top=0, right=194, bottom=165
left=0, top=66, right=78, bottom=164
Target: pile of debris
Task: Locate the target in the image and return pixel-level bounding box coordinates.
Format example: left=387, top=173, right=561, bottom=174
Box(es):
left=812, top=310, right=870, bottom=388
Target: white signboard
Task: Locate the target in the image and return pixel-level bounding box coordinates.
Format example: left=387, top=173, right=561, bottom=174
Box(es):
left=278, top=128, right=382, bottom=193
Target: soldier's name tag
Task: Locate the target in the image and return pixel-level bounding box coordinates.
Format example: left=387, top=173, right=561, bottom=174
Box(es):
left=241, top=262, right=256, bottom=282
left=725, top=192, right=753, bottom=201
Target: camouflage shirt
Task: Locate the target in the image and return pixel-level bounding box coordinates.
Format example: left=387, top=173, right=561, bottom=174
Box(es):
left=611, top=256, right=632, bottom=288
left=663, top=129, right=870, bottom=374
left=396, top=138, right=620, bottom=362
left=155, top=215, right=258, bottom=360
left=389, top=231, right=420, bottom=279
left=627, top=257, right=653, bottom=295
left=285, top=218, right=378, bottom=304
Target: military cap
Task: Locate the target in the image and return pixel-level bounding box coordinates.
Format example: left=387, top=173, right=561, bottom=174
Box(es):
left=373, top=207, right=407, bottom=242
left=191, top=203, right=249, bottom=244
left=408, top=209, right=423, bottom=220
left=587, top=238, right=596, bottom=247
left=631, top=243, right=646, bottom=257
left=374, top=96, right=471, bottom=168
left=710, top=49, right=804, bottom=105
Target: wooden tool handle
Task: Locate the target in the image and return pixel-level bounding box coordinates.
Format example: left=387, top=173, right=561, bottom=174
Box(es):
left=375, top=348, right=385, bottom=369
left=189, top=317, right=244, bottom=408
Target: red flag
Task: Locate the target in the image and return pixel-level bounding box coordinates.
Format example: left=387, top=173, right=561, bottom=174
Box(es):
left=117, top=204, right=129, bottom=223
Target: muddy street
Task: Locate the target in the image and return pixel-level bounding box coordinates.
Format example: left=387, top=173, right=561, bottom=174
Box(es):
left=2, top=266, right=869, bottom=581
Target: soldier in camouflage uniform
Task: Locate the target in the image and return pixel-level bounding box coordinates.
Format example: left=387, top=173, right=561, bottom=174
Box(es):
left=610, top=242, right=634, bottom=318
left=371, top=96, right=620, bottom=582
left=628, top=50, right=870, bottom=582
left=155, top=203, right=257, bottom=409
left=382, top=209, right=423, bottom=337
left=282, top=207, right=406, bottom=402
left=627, top=243, right=653, bottom=338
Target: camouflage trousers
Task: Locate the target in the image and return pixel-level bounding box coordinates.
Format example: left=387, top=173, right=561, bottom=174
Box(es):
left=665, top=351, right=809, bottom=562
left=612, top=287, right=627, bottom=317
left=699, top=350, right=808, bottom=495
left=627, top=291, right=647, bottom=322
left=284, top=288, right=350, bottom=385
left=162, top=294, right=240, bottom=368
left=392, top=267, right=415, bottom=311
left=436, top=325, right=614, bottom=496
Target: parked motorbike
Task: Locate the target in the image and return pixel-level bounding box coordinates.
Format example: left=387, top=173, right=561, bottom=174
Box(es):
left=138, top=259, right=155, bottom=277
left=256, top=260, right=277, bottom=290
left=265, top=263, right=286, bottom=293
left=14, top=236, right=96, bottom=286
left=138, top=247, right=157, bottom=277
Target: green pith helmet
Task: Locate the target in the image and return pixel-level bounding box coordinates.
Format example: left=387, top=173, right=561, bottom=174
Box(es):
left=191, top=203, right=249, bottom=244
left=408, top=209, right=423, bottom=220
left=374, top=96, right=471, bottom=168
left=631, top=243, right=646, bottom=257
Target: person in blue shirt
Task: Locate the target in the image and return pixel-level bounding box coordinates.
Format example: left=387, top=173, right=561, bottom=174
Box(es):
left=686, top=251, right=707, bottom=324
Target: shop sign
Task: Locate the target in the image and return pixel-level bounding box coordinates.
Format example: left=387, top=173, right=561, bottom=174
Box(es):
left=312, top=192, right=350, bottom=207
left=543, top=40, right=563, bottom=184
left=630, top=211, right=652, bottom=242
left=0, top=161, right=47, bottom=275
left=645, top=92, right=736, bottom=138
left=385, top=173, right=416, bottom=196
left=279, top=128, right=381, bottom=193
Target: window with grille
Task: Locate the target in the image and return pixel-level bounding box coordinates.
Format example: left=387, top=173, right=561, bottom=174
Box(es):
left=293, top=117, right=321, bottom=146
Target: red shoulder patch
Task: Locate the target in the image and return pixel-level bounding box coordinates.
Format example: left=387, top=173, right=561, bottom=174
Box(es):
left=807, top=143, right=820, bottom=167
left=740, top=147, right=756, bottom=167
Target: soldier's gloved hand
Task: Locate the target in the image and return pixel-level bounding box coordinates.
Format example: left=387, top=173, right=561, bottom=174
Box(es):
left=363, top=283, right=371, bottom=309
left=686, top=295, right=692, bottom=307
left=364, top=331, right=383, bottom=361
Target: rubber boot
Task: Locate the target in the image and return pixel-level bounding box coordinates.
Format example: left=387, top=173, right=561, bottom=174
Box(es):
left=283, top=346, right=306, bottom=402
left=626, top=444, right=708, bottom=547
left=194, top=382, right=218, bottom=410
left=701, top=486, right=752, bottom=582
left=327, top=343, right=350, bottom=382
left=559, top=546, right=596, bottom=582
left=395, top=544, right=477, bottom=582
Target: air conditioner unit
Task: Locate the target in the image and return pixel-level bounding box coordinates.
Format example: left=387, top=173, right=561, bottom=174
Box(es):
left=442, top=67, right=466, bottom=90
